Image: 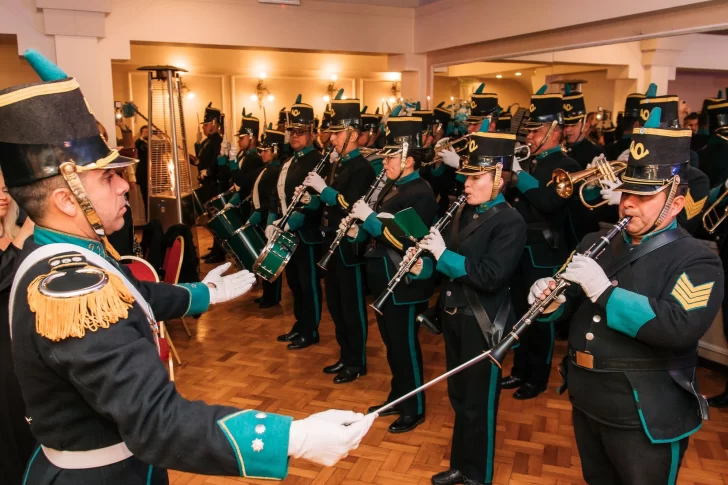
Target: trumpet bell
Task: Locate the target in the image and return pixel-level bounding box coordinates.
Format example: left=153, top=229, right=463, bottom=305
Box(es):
left=702, top=190, right=728, bottom=234
left=552, top=168, right=575, bottom=198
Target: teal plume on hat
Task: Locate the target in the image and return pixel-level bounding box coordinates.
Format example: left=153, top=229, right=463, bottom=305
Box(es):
left=361, top=105, right=368, bottom=114
left=644, top=107, right=661, bottom=128
left=564, top=84, right=572, bottom=95
left=390, top=105, right=402, bottom=117
left=437, top=101, right=445, bottom=108
left=375, top=108, right=379, bottom=114
left=719, top=90, right=723, bottom=99
left=268, top=123, right=273, bottom=129
left=335, top=89, right=344, bottom=100
left=24, top=49, right=67, bottom=81
left=207, top=102, right=212, bottom=108
left=535, top=85, right=548, bottom=95
left=645, top=83, right=657, bottom=98
left=294, top=94, right=302, bottom=104
left=415, top=101, right=421, bottom=110
left=479, top=118, right=490, bottom=132
left=474, top=83, right=485, bottom=94
left=242, top=108, right=246, bottom=116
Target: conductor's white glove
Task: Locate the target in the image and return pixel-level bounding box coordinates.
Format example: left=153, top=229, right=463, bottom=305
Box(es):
left=528, top=277, right=566, bottom=305
left=439, top=148, right=461, bottom=169
left=419, top=227, right=447, bottom=260
left=303, top=172, right=327, bottom=194
left=202, top=262, right=256, bottom=304
left=561, top=254, right=612, bottom=303
left=600, top=179, right=623, bottom=206
left=288, top=411, right=376, bottom=467
left=350, top=200, right=374, bottom=222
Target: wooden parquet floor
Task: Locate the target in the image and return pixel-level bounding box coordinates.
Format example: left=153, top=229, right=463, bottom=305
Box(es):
left=165, top=228, right=728, bottom=485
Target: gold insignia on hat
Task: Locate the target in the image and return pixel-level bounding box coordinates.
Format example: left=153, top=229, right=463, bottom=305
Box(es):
left=330, top=108, right=336, bottom=118
left=629, top=140, right=650, bottom=160
left=529, top=104, right=536, bottom=113
left=640, top=108, right=650, bottom=121
left=563, top=103, right=573, bottom=112
left=671, top=272, right=713, bottom=311
left=468, top=139, right=478, bottom=153
left=290, top=108, right=300, bottom=117
left=683, top=190, right=707, bottom=220
left=470, top=100, right=477, bottom=109
left=385, top=126, right=391, bottom=136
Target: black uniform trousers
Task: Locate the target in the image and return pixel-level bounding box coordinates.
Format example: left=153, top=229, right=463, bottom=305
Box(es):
left=509, top=255, right=558, bottom=388
left=442, top=311, right=501, bottom=485
left=572, top=408, right=688, bottom=485
left=260, top=275, right=282, bottom=306
left=376, top=300, right=427, bottom=416
left=285, top=241, right=322, bottom=338
left=325, top=255, right=368, bottom=369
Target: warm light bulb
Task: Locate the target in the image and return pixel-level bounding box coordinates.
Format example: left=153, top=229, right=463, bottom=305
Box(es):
left=496, top=74, right=503, bottom=79
left=388, top=96, right=396, bottom=104
left=515, top=72, right=522, bottom=76
left=323, top=95, right=331, bottom=102
left=330, top=74, right=338, bottom=82
left=259, top=72, right=267, bottom=80
left=450, top=96, right=454, bottom=101
left=427, top=96, right=431, bottom=101
left=115, top=112, right=122, bottom=120
left=267, top=94, right=275, bottom=102
left=250, top=94, right=258, bottom=102
left=186, top=91, right=196, bottom=100
left=342, top=95, right=348, bottom=100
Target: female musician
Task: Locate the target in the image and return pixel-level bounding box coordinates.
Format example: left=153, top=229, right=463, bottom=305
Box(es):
left=346, top=117, right=439, bottom=434
left=404, top=123, right=527, bottom=485
left=246, top=130, right=284, bottom=308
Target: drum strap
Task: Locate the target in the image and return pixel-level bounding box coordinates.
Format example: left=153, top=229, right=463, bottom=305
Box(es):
left=277, top=157, right=294, bottom=213
left=252, top=169, right=266, bottom=210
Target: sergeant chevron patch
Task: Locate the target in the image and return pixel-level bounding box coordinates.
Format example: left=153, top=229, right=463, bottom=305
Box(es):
left=671, top=273, right=713, bottom=311
left=683, top=191, right=707, bottom=220
left=337, top=193, right=349, bottom=209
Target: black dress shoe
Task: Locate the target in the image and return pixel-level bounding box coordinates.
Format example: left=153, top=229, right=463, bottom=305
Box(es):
left=258, top=301, right=279, bottom=309
left=388, top=414, right=425, bottom=433
left=367, top=403, right=400, bottom=417
left=708, top=388, right=728, bottom=407
left=463, top=479, right=485, bottom=485
left=277, top=331, right=299, bottom=342
left=431, top=469, right=464, bottom=485
left=500, top=375, right=525, bottom=390
left=333, top=367, right=367, bottom=384
left=254, top=297, right=263, bottom=304
left=287, top=334, right=320, bottom=350
left=513, top=382, right=546, bottom=400
left=323, top=361, right=345, bottom=375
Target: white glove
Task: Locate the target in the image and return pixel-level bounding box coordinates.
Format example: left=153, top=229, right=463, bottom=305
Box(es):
left=288, top=411, right=376, bottom=467
left=403, top=247, right=423, bottom=275
left=528, top=277, right=566, bottom=305
left=330, top=149, right=339, bottom=162
left=228, top=144, right=238, bottom=160
left=561, top=254, right=612, bottom=303
left=435, top=137, right=450, bottom=148
left=511, top=157, right=523, bottom=173
left=724, top=178, right=728, bottom=190
left=439, top=148, right=461, bottom=169
left=350, top=199, right=374, bottom=222
left=223, top=203, right=234, bottom=210
left=600, top=179, right=623, bottom=206
left=196, top=131, right=203, bottom=144
left=419, top=227, right=447, bottom=260
left=585, top=156, right=601, bottom=170
left=303, top=172, right=327, bottom=193
left=265, top=224, right=277, bottom=240
left=202, top=262, right=257, bottom=304
left=617, top=149, right=630, bottom=163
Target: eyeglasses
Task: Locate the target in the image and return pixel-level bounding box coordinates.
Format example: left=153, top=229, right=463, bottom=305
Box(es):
left=288, top=129, right=308, bottom=137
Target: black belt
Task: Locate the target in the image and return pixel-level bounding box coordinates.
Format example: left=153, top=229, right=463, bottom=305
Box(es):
left=569, top=349, right=697, bottom=371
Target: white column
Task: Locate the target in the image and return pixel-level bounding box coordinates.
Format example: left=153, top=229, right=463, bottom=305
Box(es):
left=388, top=54, right=428, bottom=104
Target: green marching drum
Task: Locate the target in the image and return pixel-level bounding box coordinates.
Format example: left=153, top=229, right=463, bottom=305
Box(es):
left=206, top=206, right=245, bottom=241
left=226, top=224, right=266, bottom=270
left=253, top=227, right=299, bottom=282
left=204, top=189, right=237, bottom=216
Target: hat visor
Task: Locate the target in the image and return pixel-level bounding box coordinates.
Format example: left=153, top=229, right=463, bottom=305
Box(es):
left=613, top=181, right=672, bottom=196
left=379, top=146, right=404, bottom=157
left=524, top=121, right=545, bottom=130
left=455, top=165, right=499, bottom=176
left=467, top=116, right=484, bottom=123
left=563, top=117, right=584, bottom=126
left=286, top=123, right=312, bottom=130
left=105, top=154, right=138, bottom=170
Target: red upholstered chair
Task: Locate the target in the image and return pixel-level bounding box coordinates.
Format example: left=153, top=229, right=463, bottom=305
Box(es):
left=161, top=236, right=192, bottom=338
left=120, top=255, right=180, bottom=381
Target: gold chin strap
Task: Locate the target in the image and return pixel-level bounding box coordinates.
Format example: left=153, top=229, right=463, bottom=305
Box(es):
left=533, top=120, right=558, bottom=155
left=490, top=163, right=503, bottom=201
left=636, top=176, right=680, bottom=237
left=60, top=162, right=121, bottom=261
left=399, top=142, right=410, bottom=177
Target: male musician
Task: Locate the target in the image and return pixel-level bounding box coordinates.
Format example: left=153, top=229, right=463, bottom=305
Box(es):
left=197, top=102, right=227, bottom=263
left=266, top=95, right=324, bottom=350
left=502, top=85, right=581, bottom=400
left=317, top=105, right=334, bottom=150
left=230, top=109, right=263, bottom=206
left=698, top=99, right=728, bottom=187
left=361, top=108, right=385, bottom=177
left=4, top=50, right=375, bottom=485
left=466, top=84, right=498, bottom=134
left=603, top=90, right=647, bottom=161
left=562, top=88, right=602, bottom=168
left=421, top=107, right=457, bottom=217
left=302, top=98, right=376, bottom=383
left=247, top=130, right=285, bottom=308
left=529, top=107, right=722, bottom=484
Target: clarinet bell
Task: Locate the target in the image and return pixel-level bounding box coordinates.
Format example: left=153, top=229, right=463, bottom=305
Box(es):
left=317, top=249, right=334, bottom=271
left=370, top=289, right=391, bottom=315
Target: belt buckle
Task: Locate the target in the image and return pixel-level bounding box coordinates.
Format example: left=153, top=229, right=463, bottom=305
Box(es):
left=444, top=307, right=457, bottom=315
left=575, top=351, right=594, bottom=369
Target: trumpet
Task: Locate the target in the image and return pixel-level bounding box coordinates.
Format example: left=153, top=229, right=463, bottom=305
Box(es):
left=702, top=190, right=728, bottom=234
left=370, top=193, right=469, bottom=315
left=428, top=135, right=470, bottom=166
left=318, top=168, right=389, bottom=270
left=371, top=216, right=632, bottom=417
left=552, top=155, right=627, bottom=209
left=360, top=147, right=384, bottom=157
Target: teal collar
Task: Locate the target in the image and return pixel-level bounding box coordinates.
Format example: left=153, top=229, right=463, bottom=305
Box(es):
left=339, top=148, right=361, bottom=163
left=245, top=148, right=258, bottom=156
left=622, top=219, right=678, bottom=245
left=431, top=162, right=446, bottom=177
left=294, top=145, right=315, bottom=158
left=697, top=128, right=710, bottom=136
left=476, top=193, right=506, bottom=213
left=34, top=226, right=108, bottom=260
left=394, top=169, right=420, bottom=186
left=269, top=159, right=281, bottom=167
left=535, top=146, right=562, bottom=159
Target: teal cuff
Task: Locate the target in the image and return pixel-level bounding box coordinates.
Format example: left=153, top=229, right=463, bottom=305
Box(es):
left=515, top=171, right=539, bottom=193
left=287, top=212, right=305, bottom=231
left=320, top=186, right=338, bottom=206
left=362, top=212, right=383, bottom=237
left=303, top=195, right=321, bottom=211
left=267, top=212, right=278, bottom=225
left=349, top=225, right=369, bottom=243
left=217, top=155, right=228, bottom=167
left=411, top=257, right=433, bottom=280
left=217, top=410, right=292, bottom=480
left=371, top=158, right=384, bottom=176
left=455, top=173, right=467, bottom=184
left=582, top=185, right=601, bottom=202
left=229, top=159, right=239, bottom=171
left=436, top=250, right=467, bottom=279
left=229, top=192, right=241, bottom=206
left=431, top=163, right=446, bottom=177
left=605, top=287, right=655, bottom=338
left=177, top=282, right=210, bottom=316
left=248, top=211, right=262, bottom=226
left=537, top=304, right=564, bottom=322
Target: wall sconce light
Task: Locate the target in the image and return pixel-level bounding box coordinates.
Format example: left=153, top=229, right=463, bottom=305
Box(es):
left=180, top=82, right=195, bottom=101
left=251, top=72, right=274, bottom=107
left=390, top=82, right=401, bottom=102
left=323, top=74, right=338, bottom=102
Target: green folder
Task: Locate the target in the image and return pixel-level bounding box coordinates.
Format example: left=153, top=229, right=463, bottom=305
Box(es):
left=377, top=207, right=430, bottom=240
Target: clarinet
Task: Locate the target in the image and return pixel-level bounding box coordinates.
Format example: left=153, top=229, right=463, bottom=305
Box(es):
left=372, top=216, right=632, bottom=417
left=276, top=144, right=335, bottom=231
left=318, top=169, right=389, bottom=270
left=370, top=193, right=469, bottom=315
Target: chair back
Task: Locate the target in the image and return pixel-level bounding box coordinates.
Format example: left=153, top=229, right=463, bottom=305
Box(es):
left=120, top=255, right=160, bottom=283
left=162, top=236, right=185, bottom=285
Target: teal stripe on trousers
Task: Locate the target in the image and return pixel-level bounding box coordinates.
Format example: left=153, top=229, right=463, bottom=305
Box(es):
left=485, top=364, right=498, bottom=483
left=408, top=305, right=423, bottom=414
left=668, top=441, right=679, bottom=485
left=22, top=446, right=41, bottom=485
